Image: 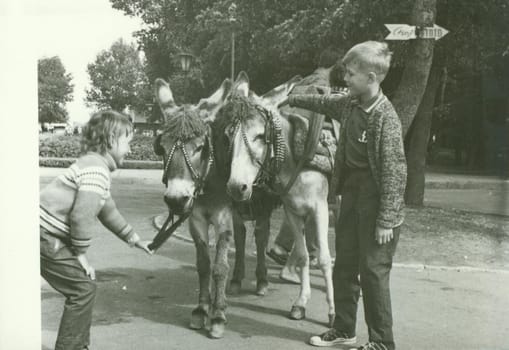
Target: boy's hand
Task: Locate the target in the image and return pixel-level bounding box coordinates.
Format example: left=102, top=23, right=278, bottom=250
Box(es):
left=277, top=97, right=289, bottom=109
left=135, top=240, right=154, bottom=255
left=76, top=254, right=96, bottom=280
left=375, top=226, right=393, bottom=245
left=336, top=87, right=349, bottom=96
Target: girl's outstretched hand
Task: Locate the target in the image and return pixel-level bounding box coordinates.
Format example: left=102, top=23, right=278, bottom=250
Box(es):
left=135, top=240, right=154, bottom=255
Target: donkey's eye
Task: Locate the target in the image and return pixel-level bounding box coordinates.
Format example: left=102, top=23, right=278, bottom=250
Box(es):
left=254, top=134, right=265, bottom=142
left=193, top=145, right=204, bottom=154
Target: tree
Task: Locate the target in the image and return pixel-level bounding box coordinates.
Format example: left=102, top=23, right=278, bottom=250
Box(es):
left=401, top=0, right=509, bottom=204
left=38, top=56, right=74, bottom=123
left=389, top=0, right=437, bottom=206
left=111, top=0, right=509, bottom=204
left=85, top=38, right=151, bottom=115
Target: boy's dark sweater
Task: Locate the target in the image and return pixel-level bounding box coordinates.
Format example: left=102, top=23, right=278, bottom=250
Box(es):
left=288, top=92, right=407, bottom=229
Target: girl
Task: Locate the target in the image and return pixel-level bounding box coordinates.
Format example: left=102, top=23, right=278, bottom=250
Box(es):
left=40, top=110, right=152, bottom=350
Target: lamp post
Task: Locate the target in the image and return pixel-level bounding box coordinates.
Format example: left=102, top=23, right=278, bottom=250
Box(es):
left=228, top=3, right=237, bottom=82
left=177, top=52, right=193, bottom=72
left=176, top=52, right=194, bottom=103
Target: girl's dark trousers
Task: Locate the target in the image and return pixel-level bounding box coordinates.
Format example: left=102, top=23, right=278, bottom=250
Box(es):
left=40, top=227, right=96, bottom=350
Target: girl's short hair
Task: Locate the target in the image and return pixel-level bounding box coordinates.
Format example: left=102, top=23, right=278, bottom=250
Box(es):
left=81, top=110, right=133, bottom=155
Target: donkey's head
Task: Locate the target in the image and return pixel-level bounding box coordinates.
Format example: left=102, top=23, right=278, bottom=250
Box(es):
left=153, top=78, right=231, bottom=214
left=217, top=72, right=299, bottom=201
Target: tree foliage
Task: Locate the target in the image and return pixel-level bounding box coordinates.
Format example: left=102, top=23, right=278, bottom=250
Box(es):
left=111, top=0, right=507, bottom=90
left=85, top=38, right=152, bottom=114
left=38, top=56, right=74, bottom=123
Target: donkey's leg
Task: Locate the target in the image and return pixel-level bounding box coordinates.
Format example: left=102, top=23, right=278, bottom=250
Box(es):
left=314, top=200, right=335, bottom=327
left=254, top=211, right=270, bottom=296
left=284, top=208, right=310, bottom=320
left=228, top=210, right=246, bottom=295
left=188, top=210, right=211, bottom=330
left=279, top=216, right=301, bottom=284
left=209, top=206, right=234, bottom=339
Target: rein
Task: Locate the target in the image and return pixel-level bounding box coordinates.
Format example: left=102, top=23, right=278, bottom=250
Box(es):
left=148, top=212, right=190, bottom=251
left=149, top=132, right=214, bottom=251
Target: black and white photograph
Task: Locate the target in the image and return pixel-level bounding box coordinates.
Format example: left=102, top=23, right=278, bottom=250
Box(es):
left=1, top=0, right=508, bottom=349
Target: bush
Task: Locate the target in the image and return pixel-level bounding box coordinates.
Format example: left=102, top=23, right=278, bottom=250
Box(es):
left=39, top=134, right=160, bottom=161
left=127, top=135, right=159, bottom=161
left=39, top=135, right=81, bottom=158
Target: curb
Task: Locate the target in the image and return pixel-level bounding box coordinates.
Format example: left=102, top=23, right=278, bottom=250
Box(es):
left=392, top=263, right=509, bottom=275
left=152, top=214, right=509, bottom=274
left=40, top=157, right=163, bottom=169
left=39, top=159, right=507, bottom=190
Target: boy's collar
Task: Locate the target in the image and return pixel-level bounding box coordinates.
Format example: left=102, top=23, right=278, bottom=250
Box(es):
left=87, top=152, right=117, bottom=171
left=352, top=89, right=385, bottom=113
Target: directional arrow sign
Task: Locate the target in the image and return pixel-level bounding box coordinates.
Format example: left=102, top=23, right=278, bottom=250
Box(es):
left=385, top=24, right=449, bottom=41
left=385, top=24, right=417, bottom=40
left=418, top=24, right=449, bottom=40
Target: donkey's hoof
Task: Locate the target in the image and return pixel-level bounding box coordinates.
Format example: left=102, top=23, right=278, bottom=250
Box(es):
left=328, top=313, right=336, bottom=328
left=289, top=305, right=306, bottom=320
left=209, top=318, right=226, bottom=339
left=190, top=307, right=208, bottom=330
left=256, top=281, right=269, bottom=296
left=227, top=280, right=241, bottom=295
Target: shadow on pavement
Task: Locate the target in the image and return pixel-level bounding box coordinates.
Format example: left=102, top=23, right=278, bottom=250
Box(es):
left=87, top=265, right=317, bottom=342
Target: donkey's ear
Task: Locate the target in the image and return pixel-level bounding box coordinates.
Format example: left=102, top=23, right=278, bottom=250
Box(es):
left=154, top=78, right=178, bottom=121
left=153, top=134, right=165, bottom=156
left=233, top=71, right=249, bottom=97
left=197, top=78, right=232, bottom=123
left=261, top=75, right=302, bottom=107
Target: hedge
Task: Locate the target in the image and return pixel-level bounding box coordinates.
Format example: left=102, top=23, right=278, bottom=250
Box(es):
left=39, top=134, right=160, bottom=161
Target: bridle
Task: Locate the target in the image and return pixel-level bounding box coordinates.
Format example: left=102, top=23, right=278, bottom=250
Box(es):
left=226, top=102, right=285, bottom=195
left=162, top=134, right=214, bottom=198
left=149, top=131, right=214, bottom=252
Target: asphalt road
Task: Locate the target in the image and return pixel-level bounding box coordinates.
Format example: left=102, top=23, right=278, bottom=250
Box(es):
left=40, top=177, right=509, bottom=350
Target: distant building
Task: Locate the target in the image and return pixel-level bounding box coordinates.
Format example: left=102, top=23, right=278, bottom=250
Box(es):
left=124, top=104, right=162, bottom=137
left=132, top=113, right=161, bottom=136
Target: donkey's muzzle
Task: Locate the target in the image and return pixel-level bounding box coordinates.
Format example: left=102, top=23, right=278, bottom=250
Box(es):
left=226, top=181, right=251, bottom=202
left=164, top=195, right=193, bottom=215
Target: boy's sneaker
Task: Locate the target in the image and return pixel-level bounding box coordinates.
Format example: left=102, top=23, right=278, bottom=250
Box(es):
left=309, top=328, right=356, bottom=347
left=350, top=342, right=388, bottom=350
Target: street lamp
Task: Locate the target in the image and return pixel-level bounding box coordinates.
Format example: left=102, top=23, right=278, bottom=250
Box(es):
left=228, top=3, right=237, bottom=82
left=177, top=52, right=194, bottom=72
left=176, top=52, right=194, bottom=103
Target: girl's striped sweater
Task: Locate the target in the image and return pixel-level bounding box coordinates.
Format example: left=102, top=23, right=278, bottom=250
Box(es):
left=40, top=152, right=139, bottom=254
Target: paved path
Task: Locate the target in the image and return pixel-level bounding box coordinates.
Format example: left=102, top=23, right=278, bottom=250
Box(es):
left=40, top=167, right=509, bottom=216
left=40, top=218, right=509, bottom=350
left=38, top=173, right=509, bottom=349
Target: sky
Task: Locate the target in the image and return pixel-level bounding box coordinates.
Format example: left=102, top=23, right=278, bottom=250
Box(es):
left=33, top=0, right=144, bottom=124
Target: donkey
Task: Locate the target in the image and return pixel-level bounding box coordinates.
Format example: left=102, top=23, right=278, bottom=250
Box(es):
left=151, top=76, right=297, bottom=338
left=222, top=75, right=303, bottom=297
left=152, top=77, right=235, bottom=338
left=218, top=71, right=336, bottom=326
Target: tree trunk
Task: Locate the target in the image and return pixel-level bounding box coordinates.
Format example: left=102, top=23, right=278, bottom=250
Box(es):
left=404, top=66, right=441, bottom=205
left=392, top=0, right=437, bottom=138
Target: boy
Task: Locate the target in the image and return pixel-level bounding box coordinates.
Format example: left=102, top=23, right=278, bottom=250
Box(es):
left=286, top=41, right=407, bottom=350
left=40, top=110, right=153, bottom=350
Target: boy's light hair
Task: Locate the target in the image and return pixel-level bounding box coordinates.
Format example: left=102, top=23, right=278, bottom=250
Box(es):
left=342, top=41, right=392, bottom=82
left=81, top=110, right=133, bottom=155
